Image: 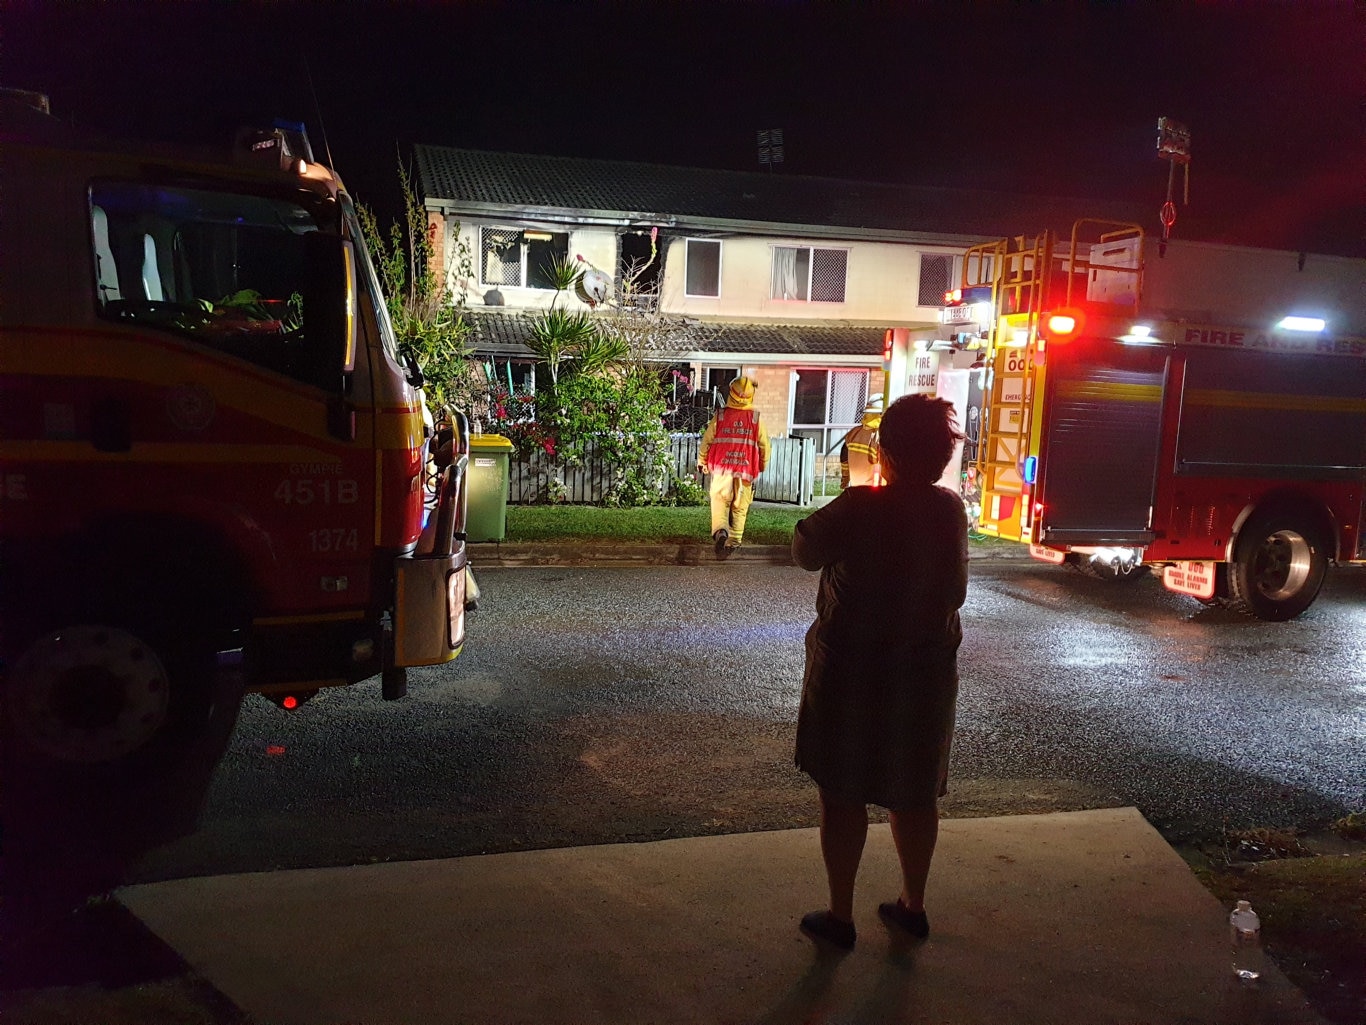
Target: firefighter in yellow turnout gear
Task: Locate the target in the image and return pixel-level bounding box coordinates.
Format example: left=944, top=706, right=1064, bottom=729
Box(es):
left=698, top=377, right=770, bottom=556
left=840, top=395, right=883, bottom=489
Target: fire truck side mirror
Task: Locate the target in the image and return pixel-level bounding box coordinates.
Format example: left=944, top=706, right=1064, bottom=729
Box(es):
left=302, top=231, right=358, bottom=387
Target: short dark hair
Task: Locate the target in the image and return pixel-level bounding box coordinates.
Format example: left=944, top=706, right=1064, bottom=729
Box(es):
left=878, top=394, right=965, bottom=484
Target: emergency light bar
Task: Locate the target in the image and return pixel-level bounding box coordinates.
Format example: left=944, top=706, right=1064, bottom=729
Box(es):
left=940, top=285, right=993, bottom=328
left=233, top=119, right=316, bottom=174
left=1278, top=316, right=1326, bottom=332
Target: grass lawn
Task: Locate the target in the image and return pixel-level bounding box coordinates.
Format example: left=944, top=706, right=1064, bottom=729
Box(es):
left=504, top=504, right=807, bottom=545
left=503, top=503, right=1024, bottom=551
left=1191, top=842, right=1366, bottom=1025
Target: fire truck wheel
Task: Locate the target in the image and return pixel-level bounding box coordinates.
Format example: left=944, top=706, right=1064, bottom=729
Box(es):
left=4, top=621, right=218, bottom=766
left=1228, top=513, right=1328, bottom=621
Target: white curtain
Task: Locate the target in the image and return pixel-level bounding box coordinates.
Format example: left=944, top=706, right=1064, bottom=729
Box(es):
left=771, top=247, right=798, bottom=300
left=829, top=370, right=867, bottom=425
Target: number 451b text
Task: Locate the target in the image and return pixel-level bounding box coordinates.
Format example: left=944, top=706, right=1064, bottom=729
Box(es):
left=274, top=479, right=359, bottom=505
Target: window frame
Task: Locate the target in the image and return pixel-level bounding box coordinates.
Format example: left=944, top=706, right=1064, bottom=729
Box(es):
left=918, top=252, right=962, bottom=307
left=340, top=193, right=404, bottom=369
left=683, top=238, right=722, bottom=299
left=478, top=225, right=570, bottom=290
left=770, top=245, right=848, bottom=304
left=86, top=179, right=341, bottom=389
left=788, top=367, right=869, bottom=456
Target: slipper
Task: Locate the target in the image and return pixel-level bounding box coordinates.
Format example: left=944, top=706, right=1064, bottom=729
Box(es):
left=877, top=900, right=929, bottom=939
left=799, top=910, right=856, bottom=951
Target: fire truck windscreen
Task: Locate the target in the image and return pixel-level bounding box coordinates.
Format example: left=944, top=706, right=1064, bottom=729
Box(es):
left=90, top=182, right=342, bottom=387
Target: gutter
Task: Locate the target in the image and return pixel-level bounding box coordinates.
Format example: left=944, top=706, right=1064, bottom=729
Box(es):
left=425, top=199, right=995, bottom=249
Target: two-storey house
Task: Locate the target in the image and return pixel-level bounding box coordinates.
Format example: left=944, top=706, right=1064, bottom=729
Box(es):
left=415, top=146, right=1145, bottom=457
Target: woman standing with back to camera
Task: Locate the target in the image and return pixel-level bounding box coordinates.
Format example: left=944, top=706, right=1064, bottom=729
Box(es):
left=791, top=393, right=969, bottom=951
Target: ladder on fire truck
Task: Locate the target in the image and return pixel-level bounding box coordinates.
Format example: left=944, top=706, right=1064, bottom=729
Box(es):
left=963, top=220, right=1145, bottom=539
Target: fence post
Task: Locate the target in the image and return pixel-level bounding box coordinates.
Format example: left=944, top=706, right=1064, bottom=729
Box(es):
left=799, top=436, right=814, bottom=506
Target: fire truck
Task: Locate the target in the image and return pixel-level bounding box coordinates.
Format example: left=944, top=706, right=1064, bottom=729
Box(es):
left=0, top=92, right=472, bottom=766
left=933, top=218, right=1366, bottom=620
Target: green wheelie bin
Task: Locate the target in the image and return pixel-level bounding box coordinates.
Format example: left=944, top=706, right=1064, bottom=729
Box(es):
left=465, top=433, right=515, bottom=542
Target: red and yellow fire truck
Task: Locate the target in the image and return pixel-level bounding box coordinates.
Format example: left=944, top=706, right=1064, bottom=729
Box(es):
left=938, top=219, right=1366, bottom=620
left=0, top=92, right=471, bottom=765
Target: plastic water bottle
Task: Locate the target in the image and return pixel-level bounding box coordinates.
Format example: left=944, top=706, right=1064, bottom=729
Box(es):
left=1229, top=900, right=1265, bottom=981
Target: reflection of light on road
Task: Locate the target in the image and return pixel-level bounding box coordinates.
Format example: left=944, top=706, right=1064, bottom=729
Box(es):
left=408, top=671, right=505, bottom=706
left=703, top=622, right=802, bottom=645
left=1051, top=622, right=1144, bottom=668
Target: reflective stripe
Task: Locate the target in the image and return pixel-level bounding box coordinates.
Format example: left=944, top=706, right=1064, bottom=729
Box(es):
left=5, top=327, right=425, bottom=451
left=0, top=440, right=339, bottom=464
left=707, top=408, right=762, bottom=480
left=374, top=404, right=427, bottom=450
left=1055, top=381, right=1163, bottom=403
left=842, top=424, right=879, bottom=487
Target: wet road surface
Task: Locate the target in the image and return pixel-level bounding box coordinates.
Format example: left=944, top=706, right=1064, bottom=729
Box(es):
left=128, top=560, right=1366, bottom=882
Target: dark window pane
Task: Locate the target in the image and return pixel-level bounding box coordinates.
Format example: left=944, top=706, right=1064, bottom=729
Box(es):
left=706, top=366, right=738, bottom=393
left=526, top=233, right=568, bottom=289
left=794, top=247, right=811, bottom=300
left=793, top=369, right=827, bottom=425
left=919, top=254, right=951, bottom=306
left=686, top=239, right=720, bottom=297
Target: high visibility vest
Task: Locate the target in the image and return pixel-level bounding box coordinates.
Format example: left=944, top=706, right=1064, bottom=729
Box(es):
left=841, top=423, right=880, bottom=487
left=707, top=408, right=763, bottom=481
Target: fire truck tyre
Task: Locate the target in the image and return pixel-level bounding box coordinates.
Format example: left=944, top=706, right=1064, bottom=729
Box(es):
left=1228, top=513, right=1328, bottom=621
left=5, top=622, right=215, bottom=765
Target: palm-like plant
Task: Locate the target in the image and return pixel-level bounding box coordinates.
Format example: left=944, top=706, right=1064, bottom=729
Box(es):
left=527, top=307, right=597, bottom=386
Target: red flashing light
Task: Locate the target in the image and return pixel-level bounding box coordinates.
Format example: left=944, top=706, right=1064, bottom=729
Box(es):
left=282, top=695, right=299, bottom=710
left=266, top=744, right=287, bottom=756
left=1046, top=307, right=1085, bottom=340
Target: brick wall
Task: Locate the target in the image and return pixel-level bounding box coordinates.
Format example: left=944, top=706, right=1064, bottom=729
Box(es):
left=743, top=365, right=791, bottom=438
left=427, top=212, right=446, bottom=282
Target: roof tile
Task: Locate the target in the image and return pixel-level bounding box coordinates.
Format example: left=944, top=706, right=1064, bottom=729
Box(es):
left=416, top=145, right=1149, bottom=240
left=461, top=311, right=885, bottom=359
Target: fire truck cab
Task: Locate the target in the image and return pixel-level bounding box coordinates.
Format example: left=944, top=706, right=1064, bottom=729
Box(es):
left=0, top=93, right=471, bottom=766
left=938, top=219, right=1366, bottom=620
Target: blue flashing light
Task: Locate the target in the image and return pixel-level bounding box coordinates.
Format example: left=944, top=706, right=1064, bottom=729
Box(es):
left=1023, top=456, right=1037, bottom=484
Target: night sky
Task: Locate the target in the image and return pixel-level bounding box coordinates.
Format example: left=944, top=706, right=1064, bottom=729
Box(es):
left=3, top=1, right=1363, bottom=254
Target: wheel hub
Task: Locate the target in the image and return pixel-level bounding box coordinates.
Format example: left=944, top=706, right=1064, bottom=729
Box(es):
left=8, top=625, right=170, bottom=763
left=1252, top=530, right=1313, bottom=601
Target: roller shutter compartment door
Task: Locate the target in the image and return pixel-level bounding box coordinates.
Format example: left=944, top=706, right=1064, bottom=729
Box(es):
left=1038, top=341, right=1169, bottom=545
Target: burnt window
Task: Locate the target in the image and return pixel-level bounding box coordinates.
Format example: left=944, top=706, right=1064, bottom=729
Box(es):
left=479, top=227, right=569, bottom=289
left=685, top=238, right=721, bottom=298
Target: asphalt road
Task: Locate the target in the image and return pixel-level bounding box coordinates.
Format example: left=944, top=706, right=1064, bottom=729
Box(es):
left=126, top=559, right=1366, bottom=885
